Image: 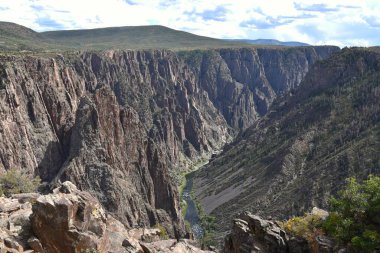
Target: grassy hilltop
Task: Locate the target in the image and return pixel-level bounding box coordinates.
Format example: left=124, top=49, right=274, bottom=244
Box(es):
left=0, top=21, right=249, bottom=52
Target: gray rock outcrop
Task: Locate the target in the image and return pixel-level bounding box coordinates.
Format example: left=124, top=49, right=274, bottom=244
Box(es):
left=0, top=181, right=214, bottom=253
left=223, top=212, right=337, bottom=253
left=224, top=212, right=287, bottom=253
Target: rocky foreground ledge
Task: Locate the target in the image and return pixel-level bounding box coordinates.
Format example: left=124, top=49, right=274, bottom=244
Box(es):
left=0, top=181, right=350, bottom=253
left=0, top=181, right=212, bottom=253
left=223, top=212, right=344, bottom=253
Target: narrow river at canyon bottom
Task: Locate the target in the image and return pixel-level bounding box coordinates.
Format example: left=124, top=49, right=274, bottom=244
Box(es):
left=182, top=172, right=204, bottom=239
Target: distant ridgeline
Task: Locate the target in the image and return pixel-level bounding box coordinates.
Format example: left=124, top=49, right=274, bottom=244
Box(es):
left=225, top=38, right=310, bottom=47
left=0, top=21, right=310, bottom=51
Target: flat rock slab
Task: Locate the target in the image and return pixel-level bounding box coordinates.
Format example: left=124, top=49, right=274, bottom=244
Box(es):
left=0, top=198, right=21, bottom=213
left=141, top=239, right=215, bottom=253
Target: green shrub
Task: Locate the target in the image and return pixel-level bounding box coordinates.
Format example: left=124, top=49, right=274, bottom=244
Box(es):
left=184, top=220, right=191, bottom=232
left=282, top=212, right=324, bottom=251
left=201, top=215, right=216, bottom=234
left=201, top=232, right=216, bottom=249
left=0, top=169, right=41, bottom=197
left=154, top=223, right=169, bottom=240
left=323, top=175, right=380, bottom=252
left=199, top=214, right=216, bottom=248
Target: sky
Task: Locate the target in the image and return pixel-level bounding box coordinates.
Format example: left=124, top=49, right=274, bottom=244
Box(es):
left=0, top=0, right=380, bottom=47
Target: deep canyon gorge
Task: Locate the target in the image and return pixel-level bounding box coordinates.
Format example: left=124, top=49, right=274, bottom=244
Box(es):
left=0, top=21, right=379, bottom=253
left=0, top=46, right=339, bottom=237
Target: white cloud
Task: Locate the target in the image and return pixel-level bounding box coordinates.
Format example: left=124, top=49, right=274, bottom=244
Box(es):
left=0, top=0, right=379, bottom=46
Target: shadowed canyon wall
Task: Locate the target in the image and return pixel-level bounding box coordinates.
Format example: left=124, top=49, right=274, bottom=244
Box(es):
left=0, top=46, right=339, bottom=235
left=193, top=48, right=380, bottom=242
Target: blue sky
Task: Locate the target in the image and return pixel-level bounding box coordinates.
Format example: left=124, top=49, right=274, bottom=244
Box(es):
left=1, top=0, right=380, bottom=47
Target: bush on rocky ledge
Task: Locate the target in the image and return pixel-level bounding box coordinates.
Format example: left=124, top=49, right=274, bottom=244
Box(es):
left=323, top=175, right=380, bottom=253
left=281, top=175, right=380, bottom=252
left=283, top=212, right=324, bottom=242
left=153, top=223, right=169, bottom=240
left=0, top=168, right=41, bottom=197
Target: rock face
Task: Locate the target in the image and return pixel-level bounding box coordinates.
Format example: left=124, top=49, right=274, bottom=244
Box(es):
left=224, top=212, right=288, bottom=253
left=141, top=239, right=215, bottom=253
left=0, top=181, right=214, bottom=253
left=180, top=47, right=339, bottom=129
left=193, top=48, right=380, bottom=242
left=223, top=212, right=337, bottom=253
left=30, top=181, right=128, bottom=253
left=0, top=194, right=35, bottom=252
left=0, top=46, right=338, bottom=235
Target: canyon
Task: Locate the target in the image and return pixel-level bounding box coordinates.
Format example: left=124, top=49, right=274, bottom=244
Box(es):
left=0, top=43, right=339, bottom=241
left=0, top=21, right=379, bottom=253
left=193, top=47, right=380, bottom=243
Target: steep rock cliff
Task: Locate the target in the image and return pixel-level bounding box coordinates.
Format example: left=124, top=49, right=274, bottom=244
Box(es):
left=180, top=46, right=339, bottom=129
left=0, top=46, right=338, bottom=236
left=193, top=48, right=380, bottom=242
left=0, top=50, right=228, bottom=236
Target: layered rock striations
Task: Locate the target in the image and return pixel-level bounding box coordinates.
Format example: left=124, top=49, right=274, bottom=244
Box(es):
left=180, top=47, right=339, bottom=129
left=193, top=48, right=380, bottom=242
left=0, top=46, right=338, bottom=236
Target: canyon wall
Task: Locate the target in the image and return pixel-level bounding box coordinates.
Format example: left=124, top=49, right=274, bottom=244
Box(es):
left=0, top=46, right=338, bottom=235
left=193, top=48, right=380, bottom=242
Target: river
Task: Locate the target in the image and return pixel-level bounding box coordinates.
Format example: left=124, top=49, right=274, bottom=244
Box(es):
left=181, top=172, right=204, bottom=239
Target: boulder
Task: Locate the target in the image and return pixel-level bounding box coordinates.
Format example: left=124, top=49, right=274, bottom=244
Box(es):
left=141, top=239, right=215, bottom=253
left=311, top=207, right=329, bottom=220
left=8, top=207, right=32, bottom=232
left=30, top=181, right=138, bottom=253
left=11, top=193, right=40, bottom=204
left=127, top=227, right=162, bottom=243
left=288, top=237, right=309, bottom=253
left=56, top=181, right=78, bottom=194
left=0, top=181, right=216, bottom=253
left=223, top=212, right=343, bottom=253
left=224, top=212, right=288, bottom=253
left=0, top=197, right=21, bottom=213
left=315, top=235, right=334, bottom=253
left=4, top=237, right=23, bottom=251
left=28, top=237, right=46, bottom=253
left=0, top=195, right=33, bottom=252
left=0, top=213, right=8, bottom=228
left=224, top=218, right=256, bottom=253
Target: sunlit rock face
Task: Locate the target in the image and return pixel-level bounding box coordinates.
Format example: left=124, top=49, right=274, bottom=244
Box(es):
left=0, top=46, right=338, bottom=236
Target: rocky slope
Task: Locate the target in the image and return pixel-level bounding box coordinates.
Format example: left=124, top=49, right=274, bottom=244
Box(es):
left=223, top=211, right=339, bottom=253
left=193, top=48, right=380, bottom=242
left=0, top=181, right=214, bottom=253
left=0, top=46, right=338, bottom=237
